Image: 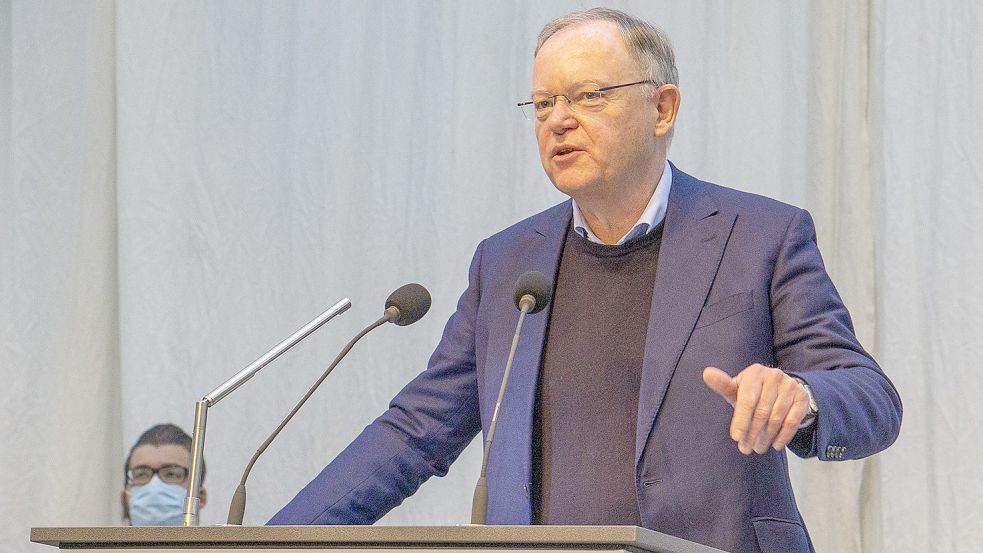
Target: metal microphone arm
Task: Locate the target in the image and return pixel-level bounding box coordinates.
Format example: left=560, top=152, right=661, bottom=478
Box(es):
left=471, top=294, right=535, bottom=524
left=204, top=298, right=353, bottom=406
left=182, top=297, right=352, bottom=526
left=226, top=311, right=398, bottom=525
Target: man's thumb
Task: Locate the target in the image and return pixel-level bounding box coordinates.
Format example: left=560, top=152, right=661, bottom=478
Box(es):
left=703, top=366, right=738, bottom=408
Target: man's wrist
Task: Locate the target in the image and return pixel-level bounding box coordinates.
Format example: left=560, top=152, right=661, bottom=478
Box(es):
left=796, top=379, right=819, bottom=429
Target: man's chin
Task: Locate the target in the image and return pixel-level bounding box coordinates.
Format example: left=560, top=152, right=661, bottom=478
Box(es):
left=549, top=176, right=597, bottom=200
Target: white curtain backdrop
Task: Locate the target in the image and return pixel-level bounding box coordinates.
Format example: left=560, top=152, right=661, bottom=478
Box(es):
left=2, top=1, right=981, bottom=552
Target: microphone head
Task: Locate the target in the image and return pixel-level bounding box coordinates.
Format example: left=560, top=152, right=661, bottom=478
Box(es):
left=385, top=283, right=432, bottom=326
left=513, top=271, right=553, bottom=314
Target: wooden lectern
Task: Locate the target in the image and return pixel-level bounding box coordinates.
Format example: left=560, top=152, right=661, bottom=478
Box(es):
left=32, top=525, right=726, bottom=553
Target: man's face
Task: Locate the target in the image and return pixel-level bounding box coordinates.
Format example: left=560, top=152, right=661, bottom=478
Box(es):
left=532, top=21, right=662, bottom=203
left=122, top=443, right=204, bottom=521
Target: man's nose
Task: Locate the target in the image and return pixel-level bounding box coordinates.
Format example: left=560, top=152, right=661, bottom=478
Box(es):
left=545, top=97, right=578, bottom=133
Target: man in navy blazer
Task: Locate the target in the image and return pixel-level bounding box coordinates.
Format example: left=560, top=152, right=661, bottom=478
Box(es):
left=270, top=8, right=901, bottom=553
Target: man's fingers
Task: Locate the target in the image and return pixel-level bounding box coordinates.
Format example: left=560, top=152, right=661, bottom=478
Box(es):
left=745, top=373, right=783, bottom=453
left=705, top=364, right=812, bottom=455
left=730, top=374, right=764, bottom=452
left=752, top=375, right=800, bottom=453
left=772, top=395, right=810, bottom=451
left=702, top=367, right=738, bottom=407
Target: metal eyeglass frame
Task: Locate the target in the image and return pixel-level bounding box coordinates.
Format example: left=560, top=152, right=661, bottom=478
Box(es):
left=517, top=79, right=658, bottom=118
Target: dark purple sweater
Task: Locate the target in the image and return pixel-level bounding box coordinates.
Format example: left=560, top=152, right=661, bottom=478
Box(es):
left=532, top=222, right=663, bottom=525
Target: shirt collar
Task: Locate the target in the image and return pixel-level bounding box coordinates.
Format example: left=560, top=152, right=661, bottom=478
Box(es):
left=572, top=160, right=673, bottom=245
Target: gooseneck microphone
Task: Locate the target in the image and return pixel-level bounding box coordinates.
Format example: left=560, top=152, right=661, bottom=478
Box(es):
left=226, top=283, right=431, bottom=525
left=183, top=298, right=352, bottom=526
left=512, top=270, right=553, bottom=315
left=385, top=282, right=432, bottom=326
left=470, top=271, right=552, bottom=524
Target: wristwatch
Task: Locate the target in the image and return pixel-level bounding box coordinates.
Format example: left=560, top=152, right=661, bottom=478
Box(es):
left=798, top=380, right=819, bottom=428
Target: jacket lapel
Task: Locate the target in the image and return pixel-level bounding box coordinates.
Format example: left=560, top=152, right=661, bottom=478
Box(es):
left=635, top=169, right=736, bottom=464
left=487, top=201, right=570, bottom=523
left=508, top=202, right=571, bottom=443
left=507, top=200, right=572, bottom=392
left=512, top=200, right=571, bottom=405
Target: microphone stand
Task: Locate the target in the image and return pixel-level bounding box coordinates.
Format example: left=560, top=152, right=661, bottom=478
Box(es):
left=225, top=284, right=430, bottom=524
left=470, top=293, right=536, bottom=524
left=182, top=297, right=352, bottom=526
left=225, top=313, right=391, bottom=525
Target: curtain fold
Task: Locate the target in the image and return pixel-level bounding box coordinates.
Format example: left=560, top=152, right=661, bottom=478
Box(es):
left=870, top=1, right=983, bottom=551
left=0, top=2, right=121, bottom=552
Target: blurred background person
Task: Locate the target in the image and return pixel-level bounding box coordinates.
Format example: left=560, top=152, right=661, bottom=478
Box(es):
left=121, top=424, right=205, bottom=526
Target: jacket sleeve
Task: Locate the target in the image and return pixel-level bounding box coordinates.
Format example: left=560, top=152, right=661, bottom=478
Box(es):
left=771, top=209, right=903, bottom=460
left=268, top=242, right=486, bottom=524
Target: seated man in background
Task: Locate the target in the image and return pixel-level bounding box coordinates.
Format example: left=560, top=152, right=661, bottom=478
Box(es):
left=121, top=423, right=205, bottom=526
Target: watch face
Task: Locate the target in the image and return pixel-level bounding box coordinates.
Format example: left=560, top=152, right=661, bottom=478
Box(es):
left=801, top=382, right=818, bottom=416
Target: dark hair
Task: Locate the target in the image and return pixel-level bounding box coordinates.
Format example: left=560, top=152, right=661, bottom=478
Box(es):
left=123, top=423, right=204, bottom=486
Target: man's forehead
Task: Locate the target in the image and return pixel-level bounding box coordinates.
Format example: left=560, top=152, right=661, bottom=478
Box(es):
left=537, top=20, right=623, bottom=55
left=532, top=21, right=635, bottom=88
left=129, top=443, right=191, bottom=468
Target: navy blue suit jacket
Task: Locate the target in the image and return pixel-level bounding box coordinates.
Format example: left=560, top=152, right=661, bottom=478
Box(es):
left=270, top=165, right=902, bottom=553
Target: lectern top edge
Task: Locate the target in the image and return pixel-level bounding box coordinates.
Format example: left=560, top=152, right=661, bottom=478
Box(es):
left=30, top=525, right=726, bottom=553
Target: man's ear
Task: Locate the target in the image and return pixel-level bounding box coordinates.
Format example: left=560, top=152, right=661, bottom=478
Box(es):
left=199, top=486, right=208, bottom=508
left=653, top=84, right=681, bottom=138
left=120, top=489, right=130, bottom=524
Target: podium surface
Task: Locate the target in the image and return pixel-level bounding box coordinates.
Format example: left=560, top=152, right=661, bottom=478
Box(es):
left=31, top=525, right=726, bottom=553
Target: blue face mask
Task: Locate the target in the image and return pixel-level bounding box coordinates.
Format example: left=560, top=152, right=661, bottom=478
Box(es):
left=128, top=476, right=186, bottom=526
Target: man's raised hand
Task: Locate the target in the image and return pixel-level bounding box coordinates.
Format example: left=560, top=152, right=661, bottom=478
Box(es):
left=702, top=364, right=810, bottom=454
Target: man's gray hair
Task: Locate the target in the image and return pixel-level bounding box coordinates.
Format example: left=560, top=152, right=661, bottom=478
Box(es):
left=535, top=8, right=679, bottom=88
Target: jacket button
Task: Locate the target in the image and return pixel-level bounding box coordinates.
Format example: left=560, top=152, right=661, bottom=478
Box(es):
left=826, top=445, right=847, bottom=459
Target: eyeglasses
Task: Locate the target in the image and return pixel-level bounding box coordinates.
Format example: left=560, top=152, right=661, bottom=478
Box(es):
left=127, top=464, right=190, bottom=486
left=517, top=80, right=657, bottom=120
